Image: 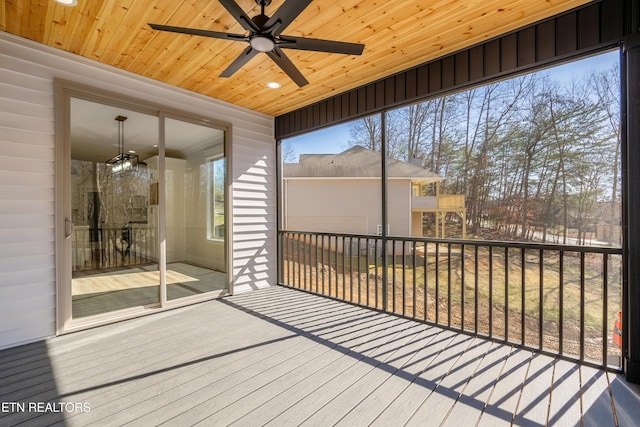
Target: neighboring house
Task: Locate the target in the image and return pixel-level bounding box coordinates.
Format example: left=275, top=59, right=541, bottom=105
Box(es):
left=283, top=146, right=465, bottom=238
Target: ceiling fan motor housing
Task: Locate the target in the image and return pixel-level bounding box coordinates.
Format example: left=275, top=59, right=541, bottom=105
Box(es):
left=251, top=14, right=270, bottom=31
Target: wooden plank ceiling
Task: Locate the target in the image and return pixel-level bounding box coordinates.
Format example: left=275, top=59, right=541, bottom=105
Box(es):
left=1, top=0, right=591, bottom=116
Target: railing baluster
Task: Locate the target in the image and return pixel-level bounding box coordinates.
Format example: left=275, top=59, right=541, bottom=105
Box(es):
left=392, top=239, right=396, bottom=313
left=342, top=237, right=346, bottom=300
left=413, top=241, right=417, bottom=319
left=435, top=243, right=440, bottom=324
left=603, top=252, right=608, bottom=366
left=315, top=234, right=319, bottom=293
left=293, top=233, right=298, bottom=288
left=447, top=243, right=452, bottom=328
left=365, top=238, right=370, bottom=306
left=521, top=248, right=526, bottom=346
left=282, top=232, right=287, bottom=285
left=559, top=250, right=564, bottom=355
left=402, top=240, right=406, bottom=316
left=337, top=236, right=340, bottom=297
left=461, top=244, right=465, bottom=331
left=320, top=235, right=325, bottom=295
left=489, top=245, right=493, bottom=338
left=299, top=233, right=304, bottom=289
left=505, top=246, right=509, bottom=343
left=539, top=248, right=544, bottom=351
left=447, top=243, right=452, bottom=327
left=328, top=236, right=333, bottom=297
left=285, top=233, right=289, bottom=286
left=303, top=233, right=308, bottom=291
left=335, top=236, right=339, bottom=298
left=375, top=238, right=379, bottom=309
left=475, top=245, right=479, bottom=335
left=424, top=241, right=428, bottom=322
left=580, top=251, right=586, bottom=362
left=358, top=237, right=362, bottom=305
left=287, top=232, right=292, bottom=287
left=292, top=232, right=297, bottom=288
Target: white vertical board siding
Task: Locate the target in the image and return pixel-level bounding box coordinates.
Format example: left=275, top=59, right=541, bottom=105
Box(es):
left=0, top=33, right=276, bottom=349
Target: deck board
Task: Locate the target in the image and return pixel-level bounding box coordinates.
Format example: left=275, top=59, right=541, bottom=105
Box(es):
left=512, top=353, right=555, bottom=426
left=440, top=342, right=512, bottom=426
left=462, top=346, right=532, bottom=426
left=581, top=365, right=617, bottom=426
left=406, top=337, right=494, bottom=426
left=546, top=359, right=582, bottom=427
left=369, top=332, right=469, bottom=426
left=0, top=286, right=636, bottom=426
left=333, top=326, right=442, bottom=426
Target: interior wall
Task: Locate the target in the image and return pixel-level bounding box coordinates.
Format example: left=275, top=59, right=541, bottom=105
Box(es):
left=0, top=32, right=275, bottom=349
left=165, top=157, right=187, bottom=264
left=183, top=153, right=226, bottom=272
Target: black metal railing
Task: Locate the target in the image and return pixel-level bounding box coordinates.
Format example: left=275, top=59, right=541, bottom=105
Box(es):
left=279, top=230, right=624, bottom=370
left=72, top=225, right=155, bottom=271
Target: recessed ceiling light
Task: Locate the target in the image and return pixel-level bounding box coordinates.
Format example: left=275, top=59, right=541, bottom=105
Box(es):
left=128, top=150, right=136, bottom=154
left=266, top=82, right=281, bottom=89
left=55, top=0, right=78, bottom=6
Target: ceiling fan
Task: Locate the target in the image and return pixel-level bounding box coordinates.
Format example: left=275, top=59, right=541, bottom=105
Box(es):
left=149, top=0, right=365, bottom=87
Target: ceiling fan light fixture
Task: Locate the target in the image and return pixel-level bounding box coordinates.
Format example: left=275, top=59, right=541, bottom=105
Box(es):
left=54, top=0, right=78, bottom=6
left=250, top=35, right=275, bottom=52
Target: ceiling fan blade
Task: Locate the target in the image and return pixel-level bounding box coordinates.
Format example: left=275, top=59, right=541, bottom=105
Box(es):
left=220, top=46, right=259, bottom=78
left=218, top=0, right=260, bottom=33
left=279, top=36, right=365, bottom=55
left=148, top=23, right=247, bottom=42
left=266, top=48, right=309, bottom=87
left=265, top=0, right=313, bottom=34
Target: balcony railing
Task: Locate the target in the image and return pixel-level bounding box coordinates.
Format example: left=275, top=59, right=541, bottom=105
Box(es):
left=411, top=194, right=466, bottom=210
left=279, top=230, right=623, bottom=370
left=72, top=224, right=156, bottom=271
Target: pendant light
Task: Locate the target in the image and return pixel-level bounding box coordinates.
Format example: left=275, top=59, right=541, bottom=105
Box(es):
left=105, top=115, right=140, bottom=173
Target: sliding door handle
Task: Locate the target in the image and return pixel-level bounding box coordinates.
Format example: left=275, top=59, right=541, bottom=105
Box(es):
left=65, top=218, right=74, bottom=239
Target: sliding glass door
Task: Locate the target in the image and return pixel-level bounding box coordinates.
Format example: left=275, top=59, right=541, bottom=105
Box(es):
left=164, top=117, right=227, bottom=301
left=70, top=99, right=160, bottom=318
left=61, top=92, right=228, bottom=328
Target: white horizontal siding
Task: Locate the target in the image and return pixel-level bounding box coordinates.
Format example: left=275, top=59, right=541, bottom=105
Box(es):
left=0, top=32, right=276, bottom=349
left=0, top=37, right=56, bottom=349
left=0, top=239, right=55, bottom=257
left=232, top=140, right=276, bottom=293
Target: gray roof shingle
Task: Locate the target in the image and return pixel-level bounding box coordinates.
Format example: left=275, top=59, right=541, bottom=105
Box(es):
left=283, top=146, right=444, bottom=180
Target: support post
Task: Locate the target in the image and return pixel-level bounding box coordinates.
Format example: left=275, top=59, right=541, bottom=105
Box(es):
left=624, top=29, right=640, bottom=383
left=381, top=111, right=389, bottom=311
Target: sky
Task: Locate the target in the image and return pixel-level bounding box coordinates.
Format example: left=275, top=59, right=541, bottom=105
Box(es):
left=284, top=49, right=620, bottom=161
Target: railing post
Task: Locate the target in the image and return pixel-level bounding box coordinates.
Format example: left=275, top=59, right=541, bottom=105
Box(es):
left=623, top=24, right=640, bottom=383
left=381, top=111, right=389, bottom=312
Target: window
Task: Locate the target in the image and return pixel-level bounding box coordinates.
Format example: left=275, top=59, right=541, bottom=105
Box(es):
left=208, top=156, right=226, bottom=240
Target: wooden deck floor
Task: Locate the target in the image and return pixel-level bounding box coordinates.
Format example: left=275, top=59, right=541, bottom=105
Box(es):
left=1, top=286, right=639, bottom=426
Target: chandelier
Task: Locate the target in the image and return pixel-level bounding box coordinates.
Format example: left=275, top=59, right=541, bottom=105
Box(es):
left=106, top=115, right=141, bottom=173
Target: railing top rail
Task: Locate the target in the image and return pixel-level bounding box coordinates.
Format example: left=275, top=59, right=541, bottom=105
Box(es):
left=279, top=229, right=623, bottom=254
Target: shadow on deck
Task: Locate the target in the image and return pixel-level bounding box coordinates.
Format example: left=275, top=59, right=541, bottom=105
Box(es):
left=1, top=286, right=639, bottom=426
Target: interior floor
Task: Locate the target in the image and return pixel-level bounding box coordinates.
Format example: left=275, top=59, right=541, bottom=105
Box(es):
left=72, top=262, right=227, bottom=318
